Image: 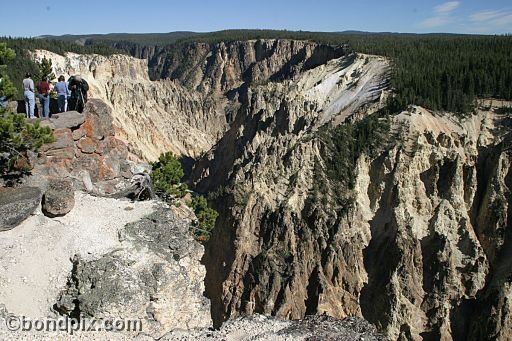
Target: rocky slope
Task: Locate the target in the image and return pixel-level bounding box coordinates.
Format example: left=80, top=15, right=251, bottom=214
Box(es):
left=29, top=40, right=512, bottom=340
left=54, top=205, right=211, bottom=338
left=162, top=314, right=387, bottom=340
left=0, top=99, right=212, bottom=338
left=0, top=195, right=212, bottom=340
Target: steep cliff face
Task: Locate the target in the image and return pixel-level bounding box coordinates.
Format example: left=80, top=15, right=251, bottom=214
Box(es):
left=185, top=48, right=393, bottom=326
left=195, top=100, right=511, bottom=340
left=153, top=40, right=346, bottom=94
left=357, top=109, right=510, bottom=340
left=175, top=42, right=510, bottom=338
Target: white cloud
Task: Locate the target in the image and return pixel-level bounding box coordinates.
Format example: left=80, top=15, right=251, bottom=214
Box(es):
left=495, top=13, right=512, bottom=27
left=419, top=2, right=460, bottom=28
left=417, top=2, right=512, bottom=32
left=470, top=10, right=502, bottom=22
left=434, top=1, right=460, bottom=14
left=420, top=16, right=452, bottom=28
left=469, top=10, right=512, bottom=30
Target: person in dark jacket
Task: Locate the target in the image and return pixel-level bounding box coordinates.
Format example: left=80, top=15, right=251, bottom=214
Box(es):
left=67, top=75, right=89, bottom=113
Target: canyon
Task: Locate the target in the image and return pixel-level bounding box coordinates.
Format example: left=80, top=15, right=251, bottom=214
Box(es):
left=22, top=39, right=512, bottom=340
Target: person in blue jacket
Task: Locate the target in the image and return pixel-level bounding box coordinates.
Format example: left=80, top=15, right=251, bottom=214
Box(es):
left=54, top=75, right=69, bottom=113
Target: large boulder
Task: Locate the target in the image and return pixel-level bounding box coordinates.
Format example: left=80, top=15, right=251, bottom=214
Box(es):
left=82, top=99, right=114, bottom=140
left=50, top=111, right=85, bottom=130
left=41, top=178, right=75, bottom=217
left=39, top=129, right=75, bottom=158
left=0, top=187, right=41, bottom=231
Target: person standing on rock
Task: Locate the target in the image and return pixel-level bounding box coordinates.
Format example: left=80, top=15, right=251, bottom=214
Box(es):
left=54, top=75, right=69, bottom=113
left=67, top=75, right=89, bottom=113
left=22, top=72, right=35, bottom=119
left=37, top=76, right=50, bottom=119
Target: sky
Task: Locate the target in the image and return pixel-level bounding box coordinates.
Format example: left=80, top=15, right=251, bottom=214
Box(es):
left=0, top=0, right=511, bottom=37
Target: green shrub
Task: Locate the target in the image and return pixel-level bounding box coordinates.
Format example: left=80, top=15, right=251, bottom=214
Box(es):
left=0, top=112, right=54, bottom=174
left=150, top=152, right=218, bottom=241
left=189, top=195, right=219, bottom=241
left=190, top=195, right=208, bottom=212
left=322, top=113, right=391, bottom=191
left=150, top=152, right=187, bottom=198
left=207, top=185, right=226, bottom=201
left=0, top=42, right=16, bottom=100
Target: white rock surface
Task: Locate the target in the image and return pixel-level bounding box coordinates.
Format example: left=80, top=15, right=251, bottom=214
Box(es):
left=0, top=192, right=157, bottom=319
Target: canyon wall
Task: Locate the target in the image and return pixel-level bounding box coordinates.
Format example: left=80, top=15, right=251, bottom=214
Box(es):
left=167, top=41, right=509, bottom=340
left=32, top=40, right=511, bottom=340
left=196, top=96, right=511, bottom=340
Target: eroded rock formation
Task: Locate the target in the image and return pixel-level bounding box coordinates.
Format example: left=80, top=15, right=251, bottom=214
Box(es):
left=195, top=104, right=511, bottom=340
left=34, top=100, right=144, bottom=196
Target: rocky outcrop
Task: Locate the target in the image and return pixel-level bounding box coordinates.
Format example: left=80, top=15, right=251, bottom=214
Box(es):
left=0, top=187, right=41, bottom=231
left=34, top=98, right=144, bottom=196
left=162, top=314, right=387, bottom=340
left=55, top=206, right=211, bottom=338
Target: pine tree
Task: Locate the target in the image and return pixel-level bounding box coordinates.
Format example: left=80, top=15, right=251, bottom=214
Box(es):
left=37, top=57, right=55, bottom=82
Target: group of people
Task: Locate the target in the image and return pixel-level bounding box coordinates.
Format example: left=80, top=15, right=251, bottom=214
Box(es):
left=22, top=73, right=89, bottom=119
